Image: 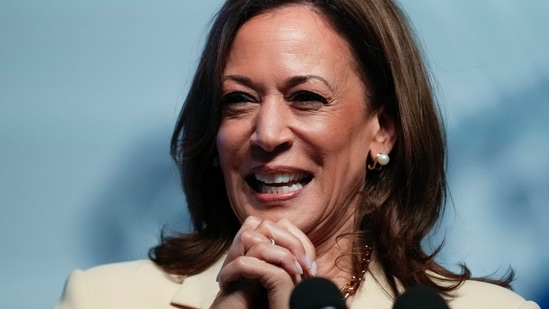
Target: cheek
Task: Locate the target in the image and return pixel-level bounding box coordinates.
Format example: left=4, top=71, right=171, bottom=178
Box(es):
left=317, top=115, right=370, bottom=153
left=216, top=123, right=248, bottom=171
left=216, top=122, right=238, bottom=155
left=215, top=128, right=228, bottom=155
left=319, top=118, right=374, bottom=181
left=215, top=125, right=234, bottom=172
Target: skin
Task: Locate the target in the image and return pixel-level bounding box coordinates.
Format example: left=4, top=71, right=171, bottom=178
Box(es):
left=214, top=5, right=395, bottom=308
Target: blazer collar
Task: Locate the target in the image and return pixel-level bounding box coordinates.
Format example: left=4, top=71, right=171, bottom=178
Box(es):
left=170, top=254, right=399, bottom=309
left=351, top=256, right=401, bottom=308
left=171, top=257, right=224, bottom=309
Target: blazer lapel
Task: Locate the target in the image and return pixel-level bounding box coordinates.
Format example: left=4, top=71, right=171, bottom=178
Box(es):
left=351, top=259, right=400, bottom=309
left=171, top=257, right=224, bottom=309
left=169, top=254, right=399, bottom=309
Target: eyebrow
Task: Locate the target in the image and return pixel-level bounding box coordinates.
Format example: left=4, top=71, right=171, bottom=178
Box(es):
left=222, top=74, right=333, bottom=92
left=288, top=75, right=333, bottom=92
left=222, top=75, right=254, bottom=88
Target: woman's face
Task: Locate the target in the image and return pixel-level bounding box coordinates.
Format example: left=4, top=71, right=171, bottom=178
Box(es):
left=216, top=5, right=389, bottom=235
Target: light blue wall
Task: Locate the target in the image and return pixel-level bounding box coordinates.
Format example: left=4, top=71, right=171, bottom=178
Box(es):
left=1, top=1, right=547, bottom=307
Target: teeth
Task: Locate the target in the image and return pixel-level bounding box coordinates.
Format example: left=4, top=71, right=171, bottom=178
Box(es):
left=253, top=172, right=309, bottom=194
left=274, top=174, right=289, bottom=184
left=260, top=182, right=304, bottom=194
left=255, top=172, right=304, bottom=184
left=255, top=174, right=273, bottom=184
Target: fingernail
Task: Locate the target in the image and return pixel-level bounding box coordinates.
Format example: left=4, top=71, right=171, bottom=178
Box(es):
left=306, top=255, right=317, bottom=276
left=295, top=260, right=304, bottom=275
left=306, top=255, right=313, bottom=269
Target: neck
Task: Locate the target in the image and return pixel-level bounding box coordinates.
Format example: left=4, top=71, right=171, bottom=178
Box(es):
left=307, top=193, right=365, bottom=291
left=312, top=212, right=358, bottom=288
left=316, top=237, right=355, bottom=287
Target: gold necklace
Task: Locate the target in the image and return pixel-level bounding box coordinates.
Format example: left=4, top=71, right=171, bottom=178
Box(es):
left=340, top=244, right=373, bottom=300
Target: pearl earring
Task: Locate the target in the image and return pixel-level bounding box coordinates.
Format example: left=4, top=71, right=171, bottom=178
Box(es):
left=367, top=153, right=390, bottom=170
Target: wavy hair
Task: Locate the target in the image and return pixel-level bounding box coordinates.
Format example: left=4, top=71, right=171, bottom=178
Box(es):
left=149, top=0, right=512, bottom=296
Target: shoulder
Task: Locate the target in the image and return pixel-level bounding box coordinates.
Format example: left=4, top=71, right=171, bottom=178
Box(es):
left=449, top=280, right=540, bottom=309
left=54, top=260, right=183, bottom=309
left=82, top=259, right=183, bottom=285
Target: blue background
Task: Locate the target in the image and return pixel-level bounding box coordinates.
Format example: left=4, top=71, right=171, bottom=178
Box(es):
left=1, top=1, right=547, bottom=307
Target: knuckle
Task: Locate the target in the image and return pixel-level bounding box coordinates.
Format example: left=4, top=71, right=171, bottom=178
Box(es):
left=276, top=217, right=292, bottom=226
left=242, top=215, right=260, bottom=226
left=239, top=229, right=255, bottom=244
left=256, top=218, right=274, bottom=230
left=233, top=256, right=248, bottom=268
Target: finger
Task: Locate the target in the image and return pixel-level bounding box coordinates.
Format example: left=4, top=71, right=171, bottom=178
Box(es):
left=217, top=256, right=299, bottom=309
left=276, top=218, right=317, bottom=277
left=218, top=255, right=296, bottom=291
left=231, top=227, right=305, bottom=276
left=245, top=240, right=305, bottom=275
left=223, top=216, right=316, bottom=280
left=222, top=216, right=263, bottom=267
left=254, top=219, right=317, bottom=277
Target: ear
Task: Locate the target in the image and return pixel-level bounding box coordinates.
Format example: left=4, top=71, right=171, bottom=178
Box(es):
left=369, top=108, right=396, bottom=159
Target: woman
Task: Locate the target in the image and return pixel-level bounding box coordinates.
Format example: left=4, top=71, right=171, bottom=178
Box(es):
left=54, top=0, right=540, bottom=308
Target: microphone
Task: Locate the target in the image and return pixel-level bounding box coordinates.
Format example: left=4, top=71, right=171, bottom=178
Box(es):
left=393, top=285, right=449, bottom=309
left=290, top=277, right=347, bottom=309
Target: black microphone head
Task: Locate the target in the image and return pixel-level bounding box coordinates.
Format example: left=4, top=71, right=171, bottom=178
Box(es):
left=393, top=285, right=449, bottom=309
left=290, top=277, right=347, bottom=309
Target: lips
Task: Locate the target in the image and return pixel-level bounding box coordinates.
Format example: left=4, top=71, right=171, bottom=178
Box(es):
left=246, top=172, right=312, bottom=194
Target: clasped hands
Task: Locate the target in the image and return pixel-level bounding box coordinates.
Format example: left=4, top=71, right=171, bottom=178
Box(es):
left=211, top=216, right=318, bottom=309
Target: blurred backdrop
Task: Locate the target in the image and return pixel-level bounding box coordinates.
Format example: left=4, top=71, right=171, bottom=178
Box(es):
left=1, top=0, right=547, bottom=307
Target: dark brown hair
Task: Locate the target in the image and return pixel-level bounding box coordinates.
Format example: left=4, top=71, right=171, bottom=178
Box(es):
left=150, top=0, right=512, bottom=297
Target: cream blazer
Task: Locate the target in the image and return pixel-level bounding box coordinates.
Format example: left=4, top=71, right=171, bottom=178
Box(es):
left=53, top=258, right=540, bottom=309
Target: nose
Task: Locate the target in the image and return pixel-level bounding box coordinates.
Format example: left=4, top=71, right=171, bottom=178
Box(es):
left=251, top=98, right=294, bottom=153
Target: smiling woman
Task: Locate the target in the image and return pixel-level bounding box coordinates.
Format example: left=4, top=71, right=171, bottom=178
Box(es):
left=216, top=7, right=389, bottom=238
left=53, top=0, right=540, bottom=308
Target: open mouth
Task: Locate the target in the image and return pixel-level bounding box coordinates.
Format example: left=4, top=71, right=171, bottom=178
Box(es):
left=246, top=172, right=313, bottom=194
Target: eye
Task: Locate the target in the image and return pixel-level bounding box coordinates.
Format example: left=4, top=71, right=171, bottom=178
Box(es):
left=291, top=91, right=328, bottom=105
left=221, top=91, right=257, bottom=105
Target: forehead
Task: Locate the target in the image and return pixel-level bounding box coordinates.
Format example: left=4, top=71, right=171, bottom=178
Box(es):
left=236, top=5, right=342, bottom=46
left=225, top=5, right=358, bottom=76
